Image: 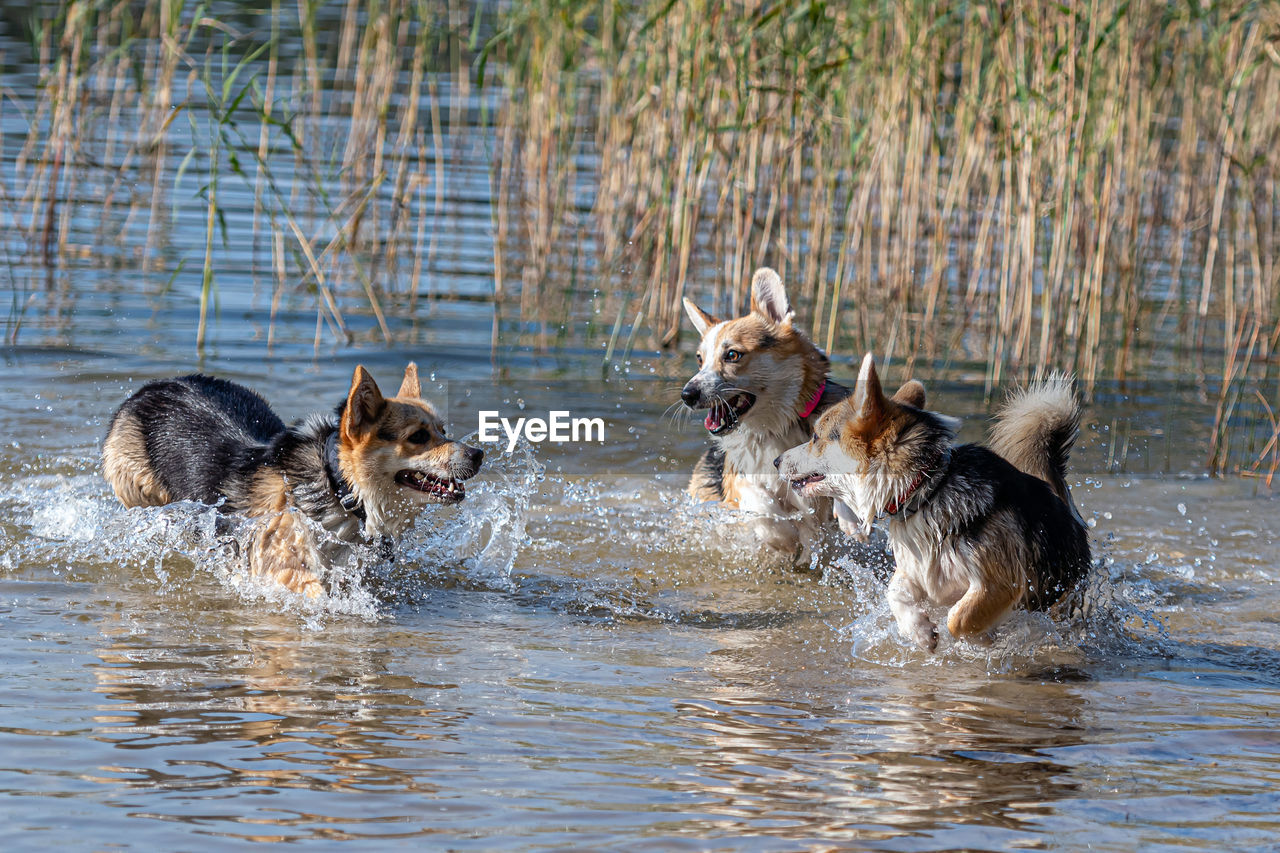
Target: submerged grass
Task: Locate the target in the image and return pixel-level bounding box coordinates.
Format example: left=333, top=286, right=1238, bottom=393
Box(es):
left=4, top=0, right=1280, bottom=475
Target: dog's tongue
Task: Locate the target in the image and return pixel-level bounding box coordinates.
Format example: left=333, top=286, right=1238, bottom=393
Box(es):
left=705, top=402, right=724, bottom=432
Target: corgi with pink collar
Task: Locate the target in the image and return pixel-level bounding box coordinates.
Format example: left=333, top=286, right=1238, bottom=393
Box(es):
left=680, top=268, right=859, bottom=559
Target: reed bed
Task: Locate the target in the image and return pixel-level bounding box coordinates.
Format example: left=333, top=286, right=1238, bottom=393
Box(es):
left=9, top=0, right=485, bottom=348
left=487, top=0, right=1280, bottom=474
left=5, top=0, right=1280, bottom=475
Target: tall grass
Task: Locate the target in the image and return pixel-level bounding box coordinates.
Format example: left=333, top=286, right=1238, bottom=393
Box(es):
left=493, top=2, right=1277, bottom=362
left=11, top=0, right=482, bottom=347
left=6, top=0, right=1280, bottom=475
left=486, top=0, right=1280, bottom=474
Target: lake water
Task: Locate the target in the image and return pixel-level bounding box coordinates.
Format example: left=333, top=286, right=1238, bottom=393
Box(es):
left=2, top=5, right=1280, bottom=851
left=3, top=344, right=1280, bottom=850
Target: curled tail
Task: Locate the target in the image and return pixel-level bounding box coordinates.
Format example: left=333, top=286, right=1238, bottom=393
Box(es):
left=989, top=373, right=1082, bottom=519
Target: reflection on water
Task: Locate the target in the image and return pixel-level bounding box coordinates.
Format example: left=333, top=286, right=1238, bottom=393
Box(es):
left=90, top=618, right=462, bottom=842
left=669, top=681, right=1085, bottom=844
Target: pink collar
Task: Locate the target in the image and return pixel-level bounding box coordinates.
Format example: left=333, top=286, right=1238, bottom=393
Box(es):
left=799, top=379, right=826, bottom=419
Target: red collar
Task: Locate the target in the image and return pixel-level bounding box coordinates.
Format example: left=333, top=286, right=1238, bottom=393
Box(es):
left=799, top=379, right=826, bottom=419
left=883, top=468, right=931, bottom=516
left=883, top=450, right=950, bottom=517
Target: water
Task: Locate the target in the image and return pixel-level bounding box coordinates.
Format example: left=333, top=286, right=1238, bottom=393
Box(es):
left=2, top=344, right=1279, bottom=850
left=1, top=7, right=1279, bottom=850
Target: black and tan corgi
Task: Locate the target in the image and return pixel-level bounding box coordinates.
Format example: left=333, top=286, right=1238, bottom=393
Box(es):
left=102, top=364, right=482, bottom=597
left=776, top=353, right=1090, bottom=650
left=680, top=267, right=858, bottom=557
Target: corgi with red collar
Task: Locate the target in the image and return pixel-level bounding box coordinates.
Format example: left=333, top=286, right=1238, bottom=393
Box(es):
left=776, top=353, right=1090, bottom=649
left=680, top=268, right=858, bottom=558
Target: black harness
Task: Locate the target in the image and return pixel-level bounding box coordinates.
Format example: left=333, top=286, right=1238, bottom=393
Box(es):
left=324, top=430, right=366, bottom=524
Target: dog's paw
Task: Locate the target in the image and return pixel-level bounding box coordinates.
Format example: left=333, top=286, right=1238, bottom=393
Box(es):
left=271, top=566, right=325, bottom=599
left=896, top=614, right=938, bottom=652
left=752, top=518, right=801, bottom=556
left=299, top=577, right=326, bottom=599
left=833, top=501, right=868, bottom=541
left=837, top=515, right=869, bottom=541
left=914, top=624, right=939, bottom=653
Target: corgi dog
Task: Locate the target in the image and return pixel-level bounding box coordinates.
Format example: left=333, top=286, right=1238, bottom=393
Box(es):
left=776, top=353, right=1091, bottom=651
left=680, top=267, right=857, bottom=558
left=102, top=364, right=483, bottom=597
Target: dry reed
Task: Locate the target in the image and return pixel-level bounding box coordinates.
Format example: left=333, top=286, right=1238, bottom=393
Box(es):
left=487, top=0, right=1280, bottom=475
left=6, top=0, right=1280, bottom=475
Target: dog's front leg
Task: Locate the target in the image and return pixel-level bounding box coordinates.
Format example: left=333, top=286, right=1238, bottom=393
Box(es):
left=749, top=516, right=802, bottom=558
left=736, top=481, right=804, bottom=559
left=887, top=568, right=937, bottom=652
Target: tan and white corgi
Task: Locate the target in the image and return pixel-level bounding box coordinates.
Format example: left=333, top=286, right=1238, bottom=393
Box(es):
left=776, top=353, right=1091, bottom=650
left=680, top=267, right=858, bottom=558
left=102, top=364, right=483, bottom=597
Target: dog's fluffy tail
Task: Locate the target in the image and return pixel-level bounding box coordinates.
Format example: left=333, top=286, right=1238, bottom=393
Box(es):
left=989, top=373, right=1082, bottom=519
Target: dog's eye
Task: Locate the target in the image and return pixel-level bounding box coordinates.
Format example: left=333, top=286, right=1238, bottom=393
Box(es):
left=407, top=428, right=432, bottom=445
left=695, top=352, right=703, bottom=365
left=724, top=349, right=741, bottom=362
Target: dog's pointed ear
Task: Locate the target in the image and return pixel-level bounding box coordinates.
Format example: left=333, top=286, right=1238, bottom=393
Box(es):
left=892, top=379, right=926, bottom=409
left=854, top=352, right=887, bottom=422
left=750, top=268, right=794, bottom=327
left=343, top=365, right=386, bottom=436
left=397, top=362, right=421, bottom=399
left=682, top=297, right=718, bottom=336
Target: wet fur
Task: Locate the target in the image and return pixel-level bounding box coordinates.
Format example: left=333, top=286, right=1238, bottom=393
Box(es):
left=681, top=267, right=853, bottom=557
left=102, top=365, right=482, bottom=597
left=988, top=373, right=1083, bottom=523
left=777, top=354, right=1090, bottom=650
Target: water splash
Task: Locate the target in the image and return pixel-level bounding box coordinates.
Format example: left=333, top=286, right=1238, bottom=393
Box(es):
left=391, top=435, right=544, bottom=590
left=0, top=452, right=1194, bottom=662
left=0, top=439, right=544, bottom=620
left=0, top=468, right=379, bottom=621
left=837, top=541, right=1174, bottom=675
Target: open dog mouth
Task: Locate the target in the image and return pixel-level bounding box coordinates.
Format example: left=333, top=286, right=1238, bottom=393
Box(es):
left=789, top=472, right=826, bottom=491
left=704, top=393, right=756, bottom=435
left=395, top=470, right=466, bottom=502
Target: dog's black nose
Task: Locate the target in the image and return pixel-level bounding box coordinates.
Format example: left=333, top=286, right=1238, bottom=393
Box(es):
left=773, top=455, right=781, bottom=469
left=680, top=383, right=700, bottom=407
left=467, top=446, right=484, bottom=467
